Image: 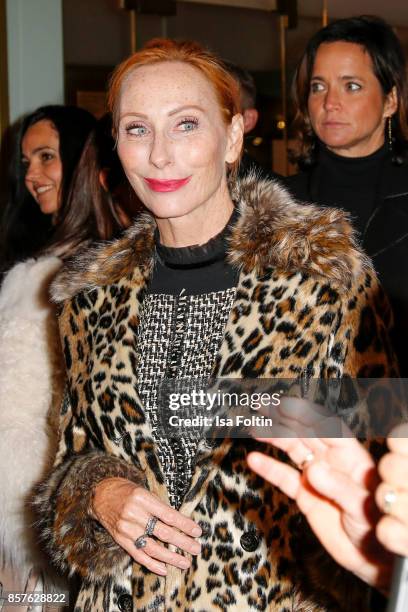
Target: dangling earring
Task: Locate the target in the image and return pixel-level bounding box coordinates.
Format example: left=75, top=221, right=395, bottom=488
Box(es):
left=387, top=116, right=393, bottom=151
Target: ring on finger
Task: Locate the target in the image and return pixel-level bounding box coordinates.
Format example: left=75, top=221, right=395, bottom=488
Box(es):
left=134, top=516, right=158, bottom=549
left=383, top=489, right=397, bottom=514
left=134, top=535, right=148, bottom=549
left=145, top=516, right=158, bottom=537
left=299, top=451, right=315, bottom=471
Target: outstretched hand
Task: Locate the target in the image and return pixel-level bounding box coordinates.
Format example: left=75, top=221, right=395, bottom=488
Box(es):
left=247, top=398, right=393, bottom=592
left=375, top=423, right=408, bottom=557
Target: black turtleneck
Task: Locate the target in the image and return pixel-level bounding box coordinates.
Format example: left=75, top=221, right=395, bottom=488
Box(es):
left=148, top=210, right=239, bottom=296
left=317, top=143, right=388, bottom=236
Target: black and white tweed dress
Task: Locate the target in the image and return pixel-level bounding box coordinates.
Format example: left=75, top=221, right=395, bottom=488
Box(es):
left=134, top=221, right=238, bottom=508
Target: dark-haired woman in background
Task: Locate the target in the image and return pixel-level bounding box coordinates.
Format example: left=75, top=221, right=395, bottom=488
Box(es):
left=283, top=15, right=408, bottom=374
left=0, top=105, right=96, bottom=271
left=0, top=108, right=135, bottom=608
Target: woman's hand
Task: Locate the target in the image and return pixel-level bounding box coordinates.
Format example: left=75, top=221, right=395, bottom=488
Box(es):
left=91, top=477, right=202, bottom=576
left=246, top=398, right=393, bottom=592
left=375, top=424, right=408, bottom=556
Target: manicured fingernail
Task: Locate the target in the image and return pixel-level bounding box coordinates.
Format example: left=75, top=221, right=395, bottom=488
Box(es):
left=191, top=542, right=201, bottom=554
left=158, top=567, right=167, bottom=575
left=192, top=527, right=202, bottom=536
left=180, top=559, right=190, bottom=569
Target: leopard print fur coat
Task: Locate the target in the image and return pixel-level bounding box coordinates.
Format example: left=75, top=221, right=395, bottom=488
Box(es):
left=35, top=176, right=397, bottom=611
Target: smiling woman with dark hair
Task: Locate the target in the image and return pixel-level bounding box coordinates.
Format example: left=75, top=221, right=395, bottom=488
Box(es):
left=0, top=106, right=139, bottom=608
left=1, top=105, right=96, bottom=270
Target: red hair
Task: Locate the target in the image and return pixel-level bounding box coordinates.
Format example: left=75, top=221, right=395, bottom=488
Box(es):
left=108, top=38, right=241, bottom=131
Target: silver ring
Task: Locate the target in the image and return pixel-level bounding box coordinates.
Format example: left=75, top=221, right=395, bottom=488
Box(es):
left=134, top=535, right=147, bottom=549
left=299, top=451, right=315, bottom=471
left=134, top=516, right=158, bottom=549
left=145, top=516, right=158, bottom=537
left=383, top=489, right=397, bottom=514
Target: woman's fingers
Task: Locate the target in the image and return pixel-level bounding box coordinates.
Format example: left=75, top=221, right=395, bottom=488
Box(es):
left=377, top=515, right=408, bottom=557
left=252, top=435, right=316, bottom=468
left=132, top=488, right=202, bottom=538
left=276, top=396, right=350, bottom=438
left=387, top=425, right=408, bottom=454
left=306, top=461, right=377, bottom=524
left=376, top=482, right=408, bottom=524
left=247, top=451, right=301, bottom=499
left=248, top=449, right=372, bottom=522
left=135, top=536, right=191, bottom=569
left=278, top=396, right=332, bottom=426
left=256, top=396, right=333, bottom=438
left=93, top=479, right=202, bottom=575
left=248, top=438, right=378, bottom=532
left=153, top=520, right=201, bottom=555
left=251, top=434, right=375, bottom=495
left=308, top=436, right=374, bottom=486
left=132, top=547, right=168, bottom=576
left=378, top=451, right=408, bottom=488
left=112, top=524, right=168, bottom=575
left=123, top=489, right=202, bottom=556
left=375, top=438, right=408, bottom=557
left=117, top=517, right=199, bottom=573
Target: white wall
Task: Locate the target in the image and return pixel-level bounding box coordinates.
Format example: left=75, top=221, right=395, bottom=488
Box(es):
left=6, top=0, right=64, bottom=124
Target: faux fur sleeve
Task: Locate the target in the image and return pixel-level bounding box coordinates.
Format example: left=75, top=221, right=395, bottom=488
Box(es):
left=328, top=268, right=398, bottom=378
left=326, top=268, right=405, bottom=442
left=34, top=395, right=146, bottom=582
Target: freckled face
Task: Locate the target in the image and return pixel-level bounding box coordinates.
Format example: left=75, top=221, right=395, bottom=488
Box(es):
left=21, top=119, right=62, bottom=214
left=116, top=61, right=242, bottom=223
left=308, top=41, right=397, bottom=157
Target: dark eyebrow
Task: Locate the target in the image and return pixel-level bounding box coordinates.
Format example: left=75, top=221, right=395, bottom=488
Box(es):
left=120, top=105, right=205, bottom=121
left=21, top=145, right=56, bottom=158
left=311, top=75, right=364, bottom=81
left=340, top=75, right=365, bottom=81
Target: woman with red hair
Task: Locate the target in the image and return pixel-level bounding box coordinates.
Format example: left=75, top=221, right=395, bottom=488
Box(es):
left=36, top=39, right=396, bottom=611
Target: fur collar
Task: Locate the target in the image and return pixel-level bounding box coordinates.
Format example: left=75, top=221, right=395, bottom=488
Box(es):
left=52, top=174, right=370, bottom=302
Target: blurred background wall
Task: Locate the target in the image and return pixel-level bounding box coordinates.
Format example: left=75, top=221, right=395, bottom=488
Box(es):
left=1, top=0, right=408, bottom=197
left=6, top=0, right=64, bottom=123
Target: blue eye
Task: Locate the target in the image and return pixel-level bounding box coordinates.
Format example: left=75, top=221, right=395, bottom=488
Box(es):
left=126, top=124, right=149, bottom=137
left=178, top=118, right=199, bottom=132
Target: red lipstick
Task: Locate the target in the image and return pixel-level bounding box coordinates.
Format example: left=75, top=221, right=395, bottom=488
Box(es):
left=144, top=177, right=191, bottom=192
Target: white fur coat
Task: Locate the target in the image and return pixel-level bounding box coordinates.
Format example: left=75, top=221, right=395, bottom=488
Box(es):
left=0, top=256, right=65, bottom=574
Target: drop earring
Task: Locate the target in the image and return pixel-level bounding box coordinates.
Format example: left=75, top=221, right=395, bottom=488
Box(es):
left=388, top=116, right=393, bottom=151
